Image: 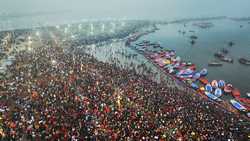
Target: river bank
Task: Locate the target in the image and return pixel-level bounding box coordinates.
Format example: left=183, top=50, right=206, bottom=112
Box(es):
left=124, top=26, right=250, bottom=119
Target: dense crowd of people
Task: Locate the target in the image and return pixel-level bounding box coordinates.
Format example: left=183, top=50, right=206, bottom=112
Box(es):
left=0, top=43, right=249, bottom=140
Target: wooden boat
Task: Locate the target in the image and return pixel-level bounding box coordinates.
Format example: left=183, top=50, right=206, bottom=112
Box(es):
left=205, top=92, right=221, bottom=101
left=218, top=80, right=226, bottom=88
left=238, top=58, right=250, bottom=65
left=214, top=88, right=223, bottom=97
left=190, top=35, right=198, bottom=40
left=230, top=99, right=247, bottom=112
left=214, top=52, right=234, bottom=63
left=153, top=44, right=161, bottom=48
left=237, top=98, right=250, bottom=105
left=247, top=93, right=250, bottom=98
left=177, top=69, right=194, bottom=76
left=211, top=80, right=219, bottom=88
left=200, top=68, right=208, bottom=76
left=208, top=61, right=223, bottom=67
left=186, top=62, right=193, bottom=66
left=205, top=84, right=213, bottom=92
left=192, top=72, right=201, bottom=80
left=199, top=77, right=209, bottom=85
left=188, top=64, right=196, bottom=70
left=221, top=57, right=234, bottom=63
left=136, top=43, right=145, bottom=46
left=191, top=83, right=199, bottom=90
left=214, top=52, right=224, bottom=58
left=224, top=84, right=233, bottom=93
left=232, top=88, right=241, bottom=98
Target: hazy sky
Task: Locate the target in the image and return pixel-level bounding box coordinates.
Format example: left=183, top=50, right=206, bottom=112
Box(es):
left=0, top=0, right=250, bottom=20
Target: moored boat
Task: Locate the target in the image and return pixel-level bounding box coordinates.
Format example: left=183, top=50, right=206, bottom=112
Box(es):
left=221, top=57, right=234, bottom=63
left=199, top=77, right=209, bottom=85
left=214, top=52, right=224, bottom=58
left=237, top=98, right=250, bottom=105
left=214, top=88, right=223, bottom=97
left=186, top=62, right=193, bottom=66
left=188, top=64, right=196, bottom=70
left=247, top=113, right=250, bottom=118
left=208, top=62, right=223, bottom=67
left=200, top=68, right=208, bottom=76
left=192, top=72, right=201, bottom=80
left=190, top=35, right=198, bottom=40
left=238, top=58, right=250, bottom=65
left=230, top=99, right=247, bottom=112
left=214, top=52, right=233, bottom=63
left=153, top=44, right=161, bottom=48
left=205, top=84, right=213, bottom=92
left=224, top=84, right=233, bottom=93
left=205, top=91, right=220, bottom=101
left=218, top=80, right=226, bottom=88
left=247, top=93, right=250, bottom=98
left=177, top=69, right=194, bottom=76
left=191, top=83, right=199, bottom=90
left=232, top=88, right=241, bottom=98
left=211, top=80, right=219, bottom=88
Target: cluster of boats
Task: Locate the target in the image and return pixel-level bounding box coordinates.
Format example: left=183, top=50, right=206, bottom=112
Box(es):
left=130, top=40, right=250, bottom=116
left=214, top=50, right=233, bottom=62
left=209, top=48, right=234, bottom=66
left=210, top=51, right=250, bottom=66
left=210, top=47, right=250, bottom=66
left=239, top=58, right=250, bottom=65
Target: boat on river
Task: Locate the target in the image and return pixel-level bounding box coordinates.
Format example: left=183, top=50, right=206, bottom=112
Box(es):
left=232, top=88, right=241, bottom=98
left=237, top=98, right=250, bottom=105
left=214, top=88, right=223, bottom=97
left=200, top=68, right=208, bottom=76
left=211, top=80, right=219, bottom=88
left=190, top=35, right=198, bottom=40
left=214, top=52, right=224, bottom=58
left=218, top=80, right=226, bottom=88
left=247, top=93, right=250, bottom=98
left=230, top=99, right=247, bottom=112
left=214, top=52, right=233, bottom=63
left=192, top=72, right=201, bottom=80
left=205, top=92, right=221, bottom=101
left=199, top=77, right=209, bottom=85
left=191, top=83, right=199, bottom=90
left=239, top=58, right=250, bottom=65
left=129, top=36, right=250, bottom=116
left=205, top=84, right=213, bottom=92
left=224, top=84, right=233, bottom=93
left=221, top=57, right=234, bottom=63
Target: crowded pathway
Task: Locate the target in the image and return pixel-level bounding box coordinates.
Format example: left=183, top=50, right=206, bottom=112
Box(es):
left=0, top=42, right=249, bottom=140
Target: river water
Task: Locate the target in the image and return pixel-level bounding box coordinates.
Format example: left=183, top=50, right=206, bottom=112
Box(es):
left=137, top=19, right=250, bottom=96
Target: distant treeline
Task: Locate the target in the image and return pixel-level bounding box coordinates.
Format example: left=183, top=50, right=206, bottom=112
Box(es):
left=229, top=17, right=250, bottom=21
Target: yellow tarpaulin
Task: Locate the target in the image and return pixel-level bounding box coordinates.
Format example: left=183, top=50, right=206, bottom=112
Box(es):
left=163, top=59, right=171, bottom=65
